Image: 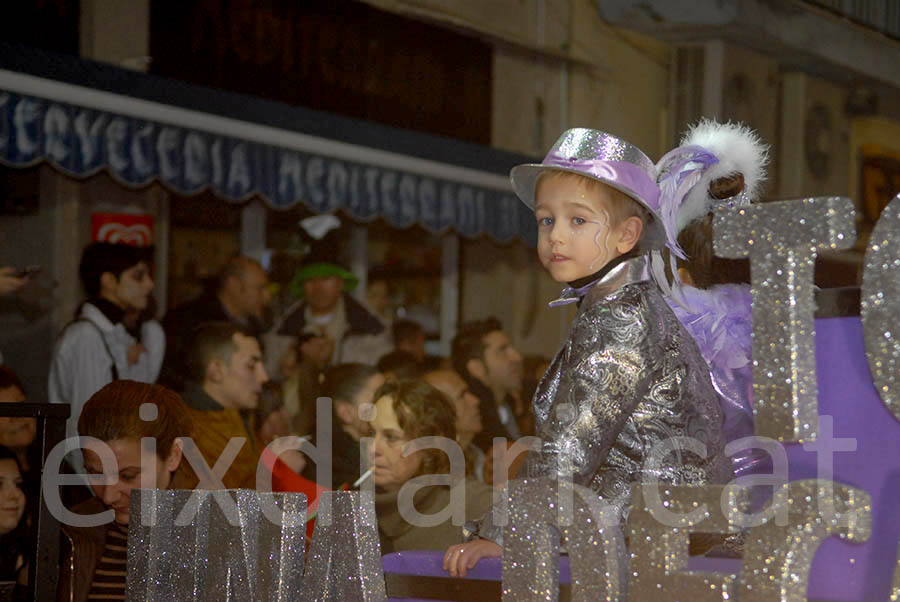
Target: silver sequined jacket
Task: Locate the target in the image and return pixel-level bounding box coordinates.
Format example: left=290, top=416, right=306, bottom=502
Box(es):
left=475, top=256, right=733, bottom=542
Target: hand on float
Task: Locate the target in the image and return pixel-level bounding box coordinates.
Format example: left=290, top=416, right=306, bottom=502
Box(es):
left=442, top=539, right=501, bottom=578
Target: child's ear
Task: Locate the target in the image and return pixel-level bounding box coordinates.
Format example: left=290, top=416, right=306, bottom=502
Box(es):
left=615, top=216, right=643, bottom=254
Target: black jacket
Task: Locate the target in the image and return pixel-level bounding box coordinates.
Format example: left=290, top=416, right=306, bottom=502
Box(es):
left=466, top=375, right=517, bottom=452
left=277, top=293, right=384, bottom=339
left=160, top=292, right=265, bottom=390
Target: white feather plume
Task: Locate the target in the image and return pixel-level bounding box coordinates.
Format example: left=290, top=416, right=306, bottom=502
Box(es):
left=674, top=119, right=769, bottom=233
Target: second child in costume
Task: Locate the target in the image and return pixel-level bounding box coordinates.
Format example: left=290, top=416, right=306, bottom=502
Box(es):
left=444, top=128, right=733, bottom=576
left=655, top=119, right=770, bottom=479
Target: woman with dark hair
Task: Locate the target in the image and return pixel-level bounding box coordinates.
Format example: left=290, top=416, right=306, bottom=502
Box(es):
left=369, top=379, right=494, bottom=553
left=58, top=380, right=193, bottom=602
left=0, top=444, right=27, bottom=600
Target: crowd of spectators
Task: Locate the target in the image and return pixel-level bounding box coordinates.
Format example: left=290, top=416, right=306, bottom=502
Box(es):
left=0, top=242, right=542, bottom=600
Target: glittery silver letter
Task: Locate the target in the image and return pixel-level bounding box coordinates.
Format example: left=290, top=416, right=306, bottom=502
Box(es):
left=626, top=485, right=745, bottom=601
left=258, top=492, right=308, bottom=602
left=127, top=489, right=213, bottom=602
left=502, top=477, right=626, bottom=602
left=738, top=480, right=871, bottom=602
left=714, top=197, right=856, bottom=441
left=203, top=490, right=263, bottom=602
left=127, top=489, right=178, bottom=601
left=300, top=491, right=386, bottom=602
left=861, top=193, right=900, bottom=423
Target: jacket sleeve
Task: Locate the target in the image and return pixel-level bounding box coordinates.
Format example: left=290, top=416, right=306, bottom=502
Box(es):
left=48, top=323, right=115, bottom=472
left=523, top=301, right=654, bottom=485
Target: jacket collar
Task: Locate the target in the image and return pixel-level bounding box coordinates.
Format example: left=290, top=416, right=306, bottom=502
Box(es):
left=278, top=292, right=385, bottom=337
left=550, top=254, right=651, bottom=308
left=181, top=383, right=225, bottom=411
left=582, top=254, right=650, bottom=304
left=79, top=302, right=117, bottom=331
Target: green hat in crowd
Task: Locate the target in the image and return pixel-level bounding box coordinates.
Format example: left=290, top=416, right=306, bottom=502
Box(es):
left=295, top=262, right=358, bottom=290
left=289, top=261, right=358, bottom=298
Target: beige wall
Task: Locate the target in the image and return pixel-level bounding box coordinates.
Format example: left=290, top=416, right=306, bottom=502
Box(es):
left=464, top=0, right=672, bottom=350
left=80, top=0, right=151, bottom=71
left=778, top=72, right=851, bottom=200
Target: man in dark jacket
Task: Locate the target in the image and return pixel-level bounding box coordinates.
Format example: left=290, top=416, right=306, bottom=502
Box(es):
left=271, top=260, right=390, bottom=368
left=451, top=317, right=525, bottom=453
left=161, top=256, right=271, bottom=389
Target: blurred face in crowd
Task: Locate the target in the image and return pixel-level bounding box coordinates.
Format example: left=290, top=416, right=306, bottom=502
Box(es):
left=304, top=276, right=344, bottom=315
left=366, top=279, right=390, bottom=317
left=473, top=330, right=523, bottom=397
left=336, top=372, right=385, bottom=441
left=238, top=263, right=272, bottom=320
left=103, top=261, right=154, bottom=311
left=0, top=386, right=35, bottom=451
left=398, top=330, right=426, bottom=362
left=369, top=395, right=422, bottom=492
left=0, top=458, right=25, bottom=535
left=425, top=370, right=482, bottom=440
left=210, top=334, right=269, bottom=409
left=83, top=437, right=182, bottom=526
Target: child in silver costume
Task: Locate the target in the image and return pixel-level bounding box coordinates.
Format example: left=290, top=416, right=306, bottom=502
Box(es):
left=444, top=128, right=733, bottom=576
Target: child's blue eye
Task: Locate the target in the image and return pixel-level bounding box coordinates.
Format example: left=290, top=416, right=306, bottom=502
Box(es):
left=538, top=217, right=554, bottom=227
left=572, top=217, right=586, bottom=226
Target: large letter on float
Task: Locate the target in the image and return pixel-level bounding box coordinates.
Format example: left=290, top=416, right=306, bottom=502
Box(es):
left=502, top=477, right=626, bottom=602
left=626, top=485, right=746, bottom=602
left=300, top=491, right=386, bottom=602
left=738, top=480, right=870, bottom=602
left=861, top=192, right=900, bottom=423
left=713, top=197, right=856, bottom=442
left=128, top=489, right=214, bottom=601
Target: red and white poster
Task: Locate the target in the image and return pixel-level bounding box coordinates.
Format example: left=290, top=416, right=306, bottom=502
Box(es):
left=91, top=213, right=154, bottom=247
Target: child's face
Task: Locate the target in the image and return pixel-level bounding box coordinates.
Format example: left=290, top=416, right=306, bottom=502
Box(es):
left=535, top=175, right=629, bottom=283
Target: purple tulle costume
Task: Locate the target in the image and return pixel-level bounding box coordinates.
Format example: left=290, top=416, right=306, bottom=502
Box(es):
left=668, top=283, right=769, bottom=478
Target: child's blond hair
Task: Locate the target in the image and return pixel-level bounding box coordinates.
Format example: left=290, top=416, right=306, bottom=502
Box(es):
left=536, top=170, right=651, bottom=239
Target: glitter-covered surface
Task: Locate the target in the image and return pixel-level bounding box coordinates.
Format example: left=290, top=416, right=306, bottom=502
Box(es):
left=738, top=480, right=871, bottom=601
left=301, top=491, right=386, bottom=602
left=127, top=489, right=308, bottom=602
left=861, top=193, right=900, bottom=423
left=502, top=478, right=626, bottom=601
left=204, top=490, right=259, bottom=601
left=714, top=196, right=856, bottom=442
left=171, top=490, right=211, bottom=601
left=127, top=488, right=176, bottom=601
left=627, top=485, right=746, bottom=601
left=258, top=492, right=307, bottom=602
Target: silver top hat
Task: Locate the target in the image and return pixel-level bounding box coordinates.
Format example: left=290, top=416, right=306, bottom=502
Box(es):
left=510, top=128, right=665, bottom=249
